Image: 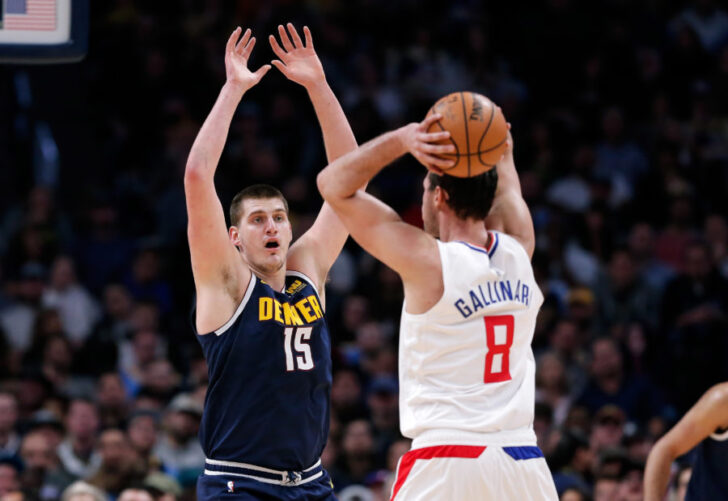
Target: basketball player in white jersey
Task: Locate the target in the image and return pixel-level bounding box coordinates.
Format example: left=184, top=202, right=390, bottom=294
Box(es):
left=317, top=115, right=558, bottom=500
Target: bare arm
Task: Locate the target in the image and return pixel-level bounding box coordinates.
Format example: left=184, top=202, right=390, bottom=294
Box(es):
left=267, top=24, right=358, bottom=295
left=317, top=117, right=455, bottom=311
left=644, top=383, right=728, bottom=501
left=483, top=130, right=535, bottom=258
left=185, top=28, right=270, bottom=333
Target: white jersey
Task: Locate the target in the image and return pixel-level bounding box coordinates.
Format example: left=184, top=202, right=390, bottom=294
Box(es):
left=399, top=231, right=543, bottom=448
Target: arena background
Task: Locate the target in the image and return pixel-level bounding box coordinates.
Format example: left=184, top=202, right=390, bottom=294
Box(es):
left=1, top=1, right=728, bottom=500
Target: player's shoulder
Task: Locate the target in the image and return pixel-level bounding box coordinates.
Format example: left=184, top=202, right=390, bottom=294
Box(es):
left=490, top=231, right=531, bottom=262
left=284, top=269, right=320, bottom=297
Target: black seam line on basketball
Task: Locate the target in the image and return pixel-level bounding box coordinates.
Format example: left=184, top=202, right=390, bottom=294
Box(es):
left=439, top=151, right=500, bottom=157
left=433, top=119, right=459, bottom=156
left=460, top=92, right=471, bottom=176
left=477, top=101, right=496, bottom=166
left=483, top=135, right=507, bottom=153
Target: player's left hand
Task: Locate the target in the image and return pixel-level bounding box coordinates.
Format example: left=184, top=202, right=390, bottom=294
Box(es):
left=269, top=24, right=325, bottom=88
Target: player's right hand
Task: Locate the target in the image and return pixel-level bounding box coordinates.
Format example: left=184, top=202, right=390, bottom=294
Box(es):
left=400, top=115, right=456, bottom=174
left=225, top=27, right=271, bottom=91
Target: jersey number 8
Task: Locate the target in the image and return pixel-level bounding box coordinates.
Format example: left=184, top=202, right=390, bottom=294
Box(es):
left=483, top=315, right=515, bottom=383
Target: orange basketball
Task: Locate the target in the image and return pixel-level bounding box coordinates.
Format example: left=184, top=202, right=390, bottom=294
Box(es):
left=425, top=92, right=508, bottom=178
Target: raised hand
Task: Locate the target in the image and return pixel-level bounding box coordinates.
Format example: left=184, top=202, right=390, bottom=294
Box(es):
left=269, top=24, right=325, bottom=88
left=225, top=27, right=271, bottom=91
left=400, top=114, right=456, bottom=174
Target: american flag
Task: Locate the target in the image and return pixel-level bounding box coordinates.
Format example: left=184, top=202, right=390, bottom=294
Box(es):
left=3, top=0, right=56, bottom=31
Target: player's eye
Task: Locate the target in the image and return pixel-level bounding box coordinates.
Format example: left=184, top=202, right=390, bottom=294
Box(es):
left=275, top=215, right=284, bottom=222
left=253, top=217, right=262, bottom=223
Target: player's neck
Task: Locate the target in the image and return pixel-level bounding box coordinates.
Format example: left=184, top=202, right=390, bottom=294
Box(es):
left=250, top=264, right=287, bottom=292
left=438, top=214, right=489, bottom=247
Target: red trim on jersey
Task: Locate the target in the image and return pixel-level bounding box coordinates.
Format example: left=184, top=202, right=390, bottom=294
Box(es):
left=484, top=231, right=496, bottom=252
left=390, top=445, right=486, bottom=500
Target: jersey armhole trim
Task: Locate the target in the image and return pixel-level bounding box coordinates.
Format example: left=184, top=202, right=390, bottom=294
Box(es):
left=214, top=273, right=257, bottom=336
left=286, top=270, right=320, bottom=298
left=711, top=428, right=728, bottom=441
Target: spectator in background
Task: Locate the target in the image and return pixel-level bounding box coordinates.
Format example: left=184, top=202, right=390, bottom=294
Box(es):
left=123, top=248, right=172, bottom=314
left=704, top=214, right=728, bottom=277
left=95, top=373, right=128, bottom=430
left=365, top=377, right=400, bottom=464
left=118, top=330, right=166, bottom=398
left=57, top=399, right=100, bottom=479
left=577, top=338, right=666, bottom=425
left=0, top=263, right=47, bottom=355
left=86, top=428, right=146, bottom=498
left=536, top=351, right=574, bottom=427
left=126, top=410, right=162, bottom=473
left=0, top=459, right=21, bottom=497
left=19, top=429, right=75, bottom=500
left=594, top=248, right=659, bottom=333
left=0, top=392, right=20, bottom=459
left=25, top=409, right=65, bottom=451
left=661, top=240, right=728, bottom=410
left=59, top=480, right=107, bottom=501
left=75, top=284, right=135, bottom=376
left=330, top=419, right=376, bottom=492
left=117, top=488, right=154, bottom=501
left=153, top=394, right=204, bottom=487
left=42, top=256, right=100, bottom=348
left=593, top=474, right=619, bottom=501
left=628, top=222, right=675, bottom=291
left=331, top=369, right=367, bottom=424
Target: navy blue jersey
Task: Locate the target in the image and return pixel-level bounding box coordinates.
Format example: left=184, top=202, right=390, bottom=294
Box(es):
left=195, top=271, right=332, bottom=471
left=686, top=429, right=728, bottom=501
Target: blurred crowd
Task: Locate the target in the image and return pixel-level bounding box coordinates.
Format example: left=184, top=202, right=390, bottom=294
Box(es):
left=1, top=0, right=728, bottom=500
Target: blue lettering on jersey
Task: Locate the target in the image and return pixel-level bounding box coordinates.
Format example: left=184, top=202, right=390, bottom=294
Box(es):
left=452, top=279, right=534, bottom=318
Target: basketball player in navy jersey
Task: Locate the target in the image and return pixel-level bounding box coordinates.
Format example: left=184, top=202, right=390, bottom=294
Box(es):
left=317, top=118, right=559, bottom=499
left=185, top=24, right=357, bottom=500
left=645, top=382, right=728, bottom=501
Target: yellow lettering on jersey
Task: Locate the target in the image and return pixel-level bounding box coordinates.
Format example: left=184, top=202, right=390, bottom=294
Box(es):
left=285, top=279, right=304, bottom=295
left=295, top=298, right=317, bottom=323
left=274, top=299, right=284, bottom=324
left=283, top=302, right=303, bottom=326
left=259, top=297, right=273, bottom=321
left=308, top=295, right=323, bottom=318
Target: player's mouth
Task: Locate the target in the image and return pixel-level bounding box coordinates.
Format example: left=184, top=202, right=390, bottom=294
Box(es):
left=264, top=240, right=280, bottom=250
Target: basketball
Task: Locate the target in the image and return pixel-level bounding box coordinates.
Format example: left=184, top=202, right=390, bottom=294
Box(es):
left=425, top=92, right=508, bottom=177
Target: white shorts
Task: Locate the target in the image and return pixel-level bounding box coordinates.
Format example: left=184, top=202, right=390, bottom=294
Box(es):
left=390, top=444, right=558, bottom=501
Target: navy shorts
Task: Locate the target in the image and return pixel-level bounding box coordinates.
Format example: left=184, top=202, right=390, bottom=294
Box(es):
left=197, top=469, right=337, bottom=500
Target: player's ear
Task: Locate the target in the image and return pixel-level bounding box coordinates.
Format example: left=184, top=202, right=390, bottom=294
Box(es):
left=229, top=226, right=242, bottom=247
left=434, top=186, right=450, bottom=209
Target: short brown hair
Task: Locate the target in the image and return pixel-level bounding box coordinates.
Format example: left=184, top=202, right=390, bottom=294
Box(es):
left=427, top=169, right=498, bottom=220
left=229, top=184, right=289, bottom=226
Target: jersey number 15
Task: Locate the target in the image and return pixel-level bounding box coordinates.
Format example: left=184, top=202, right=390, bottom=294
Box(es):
left=283, top=327, right=314, bottom=371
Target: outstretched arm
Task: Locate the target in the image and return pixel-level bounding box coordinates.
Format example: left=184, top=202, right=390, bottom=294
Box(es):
left=185, top=28, right=270, bottom=334
left=644, top=383, right=728, bottom=501
left=268, top=24, right=358, bottom=295
left=483, top=130, right=535, bottom=258
left=317, top=117, right=454, bottom=307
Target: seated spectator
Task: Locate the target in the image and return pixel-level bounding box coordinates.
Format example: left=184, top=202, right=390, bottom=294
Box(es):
left=153, top=394, right=204, bottom=488
left=41, top=256, right=100, bottom=348
left=576, top=337, right=667, bottom=424
left=0, top=458, right=21, bottom=497
left=59, top=480, right=107, bottom=501
left=86, top=429, right=146, bottom=498
left=0, top=392, right=20, bottom=459
left=57, top=399, right=100, bottom=479
left=19, top=429, right=75, bottom=500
